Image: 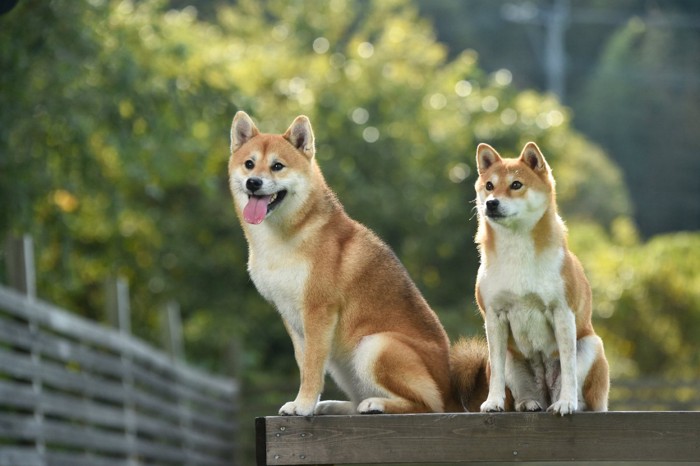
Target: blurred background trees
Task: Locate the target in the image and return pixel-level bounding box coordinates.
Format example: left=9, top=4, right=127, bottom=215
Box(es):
left=1, top=0, right=698, bottom=454
left=418, top=0, right=700, bottom=236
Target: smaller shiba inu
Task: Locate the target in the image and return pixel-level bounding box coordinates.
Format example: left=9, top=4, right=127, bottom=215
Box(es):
left=473, top=142, right=609, bottom=415
left=228, top=111, right=477, bottom=416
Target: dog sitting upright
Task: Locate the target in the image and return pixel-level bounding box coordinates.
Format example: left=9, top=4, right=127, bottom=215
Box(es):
left=473, top=142, right=609, bottom=415
left=228, top=111, right=466, bottom=415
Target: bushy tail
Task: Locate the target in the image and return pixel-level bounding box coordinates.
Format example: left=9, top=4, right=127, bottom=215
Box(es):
left=450, top=337, right=490, bottom=412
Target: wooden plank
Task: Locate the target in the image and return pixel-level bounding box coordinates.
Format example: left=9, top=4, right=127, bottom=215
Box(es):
left=0, top=352, right=220, bottom=425
left=3, top=234, right=36, bottom=298
left=0, top=327, right=231, bottom=422
left=0, top=379, right=126, bottom=430
left=0, top=414, right=130, bottom=454
left=0, top=284, right=237, bottom=465
left=44, top=452, right=134, bottom=466
left=131, top=360, right=235, bottom=415
left=0, top=312, right=33, bottom=348
left=0, top=285, right=238, bottom=395
left=0, top=347, right=127, bottom=403
left=0, top=379, right=36, bottom=409
left=0, top=315, right=193, bottom=416
left=0, top=413, right=233, bottom=466
left=105, top=275, right=131, bottom=334
left=0, top=314, right=127, bottom=381
left=0, top=447, right=43, bottom=466
left=0, top=378, right=231, bottom=448
left=0, top=361, right=235, bottom=460
left=129, top=359, right=236, bottom=414
left=162, top=300, right=185, bottom=361
left=258, top=412, right=700, bottom=465
left=256, top=417, right=270, bottom=466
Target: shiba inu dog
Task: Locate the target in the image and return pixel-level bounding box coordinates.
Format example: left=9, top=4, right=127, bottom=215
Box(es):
left=473, top=142, right=609, bottom=415
left=228, top=111, right=478, bottom=415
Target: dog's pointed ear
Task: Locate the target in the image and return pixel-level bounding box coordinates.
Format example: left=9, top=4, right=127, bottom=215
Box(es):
left=519, top=142, right=548, bottom=172
left=284, top=115, right=315, bottom=159
left=476, top=143, right=502, bottom=174
left=231, top=111, right=260, bottom=153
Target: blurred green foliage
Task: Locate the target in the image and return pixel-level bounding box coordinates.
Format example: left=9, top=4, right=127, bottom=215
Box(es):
left=569, top=218, right=700, bottom=378
left=575, top=15, right=700, bottom=235
left=0, top=0, right=697, bottom=429
left=416, top=0, right=700, bottom=238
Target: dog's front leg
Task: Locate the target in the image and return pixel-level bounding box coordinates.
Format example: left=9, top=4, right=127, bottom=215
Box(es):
left=548, top=306, right=577, bottom=415
left=279, top=310, right=337, bottom=416
left=283, top=320, right=304, bottom=377
left=481, top=310, right=508, bottom=412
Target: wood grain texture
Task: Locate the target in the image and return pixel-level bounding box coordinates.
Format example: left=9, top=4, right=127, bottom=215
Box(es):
left=257, top=412, right=700, bottom=465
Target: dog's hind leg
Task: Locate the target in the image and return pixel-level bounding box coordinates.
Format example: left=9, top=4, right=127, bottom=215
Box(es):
left=353, top=334, right=445, bottom=414
left=578, top=335, right=609, bottom=411
left=507, top=353, right=547, bottom=412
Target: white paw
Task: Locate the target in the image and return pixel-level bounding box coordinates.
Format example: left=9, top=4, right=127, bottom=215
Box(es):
left=516, top=400, right=544, bottom=412
left=279, top=400, right=316, bottom=416
left=547, top=398, right=577, bottom=416
left=357, top=397, right=386, bottom=414
left=480, top=397, right=505, bottom=413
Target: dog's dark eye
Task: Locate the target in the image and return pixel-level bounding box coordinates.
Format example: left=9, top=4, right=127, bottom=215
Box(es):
left=485, top=181, right=494, bottom=191
left=271, top=162, right=285, bottom=172
left=510, top=181, right=523, bottom=190
left=244, top=160, right=254, bottom=170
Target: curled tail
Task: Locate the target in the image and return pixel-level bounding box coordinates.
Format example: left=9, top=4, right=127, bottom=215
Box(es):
left=450, top=337, right=490, bottom=412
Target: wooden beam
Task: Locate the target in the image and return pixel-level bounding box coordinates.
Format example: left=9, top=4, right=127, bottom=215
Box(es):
left=256, top=412, right=700, bottom=465
left=4, top=234, right=36, bottom=298
left=162, top=300, right=184, bottom=361
left=105, top=275, right=131, bottom=334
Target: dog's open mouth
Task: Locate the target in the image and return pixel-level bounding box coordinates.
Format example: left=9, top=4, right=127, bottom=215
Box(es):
left=243, top=190, right=287, bottom=225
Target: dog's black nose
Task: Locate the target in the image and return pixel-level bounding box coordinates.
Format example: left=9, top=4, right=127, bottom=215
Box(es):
left=246, top=177, right=263, bottom=192
left=486, top=199, right=500, bottom=212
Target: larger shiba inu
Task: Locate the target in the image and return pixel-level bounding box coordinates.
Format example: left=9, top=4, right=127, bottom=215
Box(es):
left=228, top=111, right=477, bottom=415
left=474, top=142, right=609, bottom=415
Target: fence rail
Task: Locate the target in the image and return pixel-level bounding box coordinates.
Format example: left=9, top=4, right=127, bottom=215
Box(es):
left=0, top=284, right=238, bottom=466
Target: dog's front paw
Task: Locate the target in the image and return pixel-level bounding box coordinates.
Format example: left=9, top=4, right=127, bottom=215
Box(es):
left=279, top=400, right=316, bottom=416
left=516, top=399, right=544, bottom=412
left=547, top=398, right=577, bottom=416
left=357, top=397, right=386, bottom=414
left=480, top=397, right=505, bottom=413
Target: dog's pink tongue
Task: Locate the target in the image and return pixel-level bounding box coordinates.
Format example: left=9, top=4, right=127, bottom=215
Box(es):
left=243, top=196, right=270, bottom=225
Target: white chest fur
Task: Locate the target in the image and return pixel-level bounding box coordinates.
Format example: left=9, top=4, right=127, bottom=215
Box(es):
left=246, top=225, right=309, bottom=336
left=478, top=229, right=566, bottom=358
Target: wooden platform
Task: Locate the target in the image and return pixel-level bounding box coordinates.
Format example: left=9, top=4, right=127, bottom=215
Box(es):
left=256, top=411, right=700, bottom=465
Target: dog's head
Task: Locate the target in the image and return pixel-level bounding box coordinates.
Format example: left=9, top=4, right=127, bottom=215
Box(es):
left=474, top=142, right=555, bottom=230
left=228, top=111, right=317, bottom=225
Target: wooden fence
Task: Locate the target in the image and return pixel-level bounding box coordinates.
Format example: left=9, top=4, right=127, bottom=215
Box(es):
left=0, top=283, right=238, bottom=466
